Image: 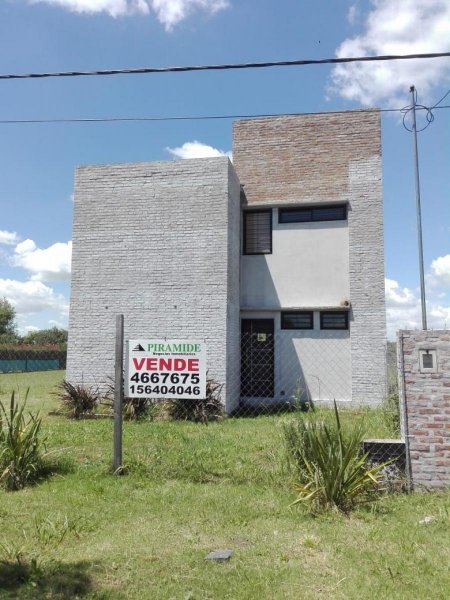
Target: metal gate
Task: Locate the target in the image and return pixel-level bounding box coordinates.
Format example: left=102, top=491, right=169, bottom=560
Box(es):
left=240, top=319, right=275, bottom=398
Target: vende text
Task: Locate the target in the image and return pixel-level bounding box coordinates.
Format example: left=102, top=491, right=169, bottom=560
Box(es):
left=132, top=357, right=199, bottom=372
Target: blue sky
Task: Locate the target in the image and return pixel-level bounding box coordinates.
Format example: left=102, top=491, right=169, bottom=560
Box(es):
left=0, top=0, right=449, bottom=339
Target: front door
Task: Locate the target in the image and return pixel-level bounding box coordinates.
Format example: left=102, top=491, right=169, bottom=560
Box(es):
left=241, top=319, right=275, bottom=397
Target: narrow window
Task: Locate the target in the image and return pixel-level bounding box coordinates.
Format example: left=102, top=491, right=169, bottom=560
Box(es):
left=320, top=311, right=349, bottom=330
left=279, top=204, right=347, bottom=224
left=243, top=210, right=272, bottom=254
left=281, top=311, right=314, bottom=330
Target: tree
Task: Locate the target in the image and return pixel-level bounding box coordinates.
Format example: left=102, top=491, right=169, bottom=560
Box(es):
left=0, top=298, right=17, bottom=342
left=21, top=326, right=68, bottom=347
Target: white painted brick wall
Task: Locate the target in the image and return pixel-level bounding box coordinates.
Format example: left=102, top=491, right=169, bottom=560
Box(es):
left=66, top=157, right=241, bottom=411
left=348, top=154, right=387, bottom=405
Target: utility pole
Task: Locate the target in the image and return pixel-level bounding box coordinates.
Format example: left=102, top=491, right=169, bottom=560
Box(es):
left=410, top=85, right=427, bottom=330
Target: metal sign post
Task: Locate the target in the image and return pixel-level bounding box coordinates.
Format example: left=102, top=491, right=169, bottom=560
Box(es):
left=113, top=314, right=124, bottom=473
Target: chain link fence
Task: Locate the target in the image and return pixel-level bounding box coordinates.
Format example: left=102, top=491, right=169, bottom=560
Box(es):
left=0, top=333, right=405, bottom=490
left=0, top=347, right=66, bottom=373
left=236, top=331, right=352, bottom=411
left=231, top=332, right=406, bottom=490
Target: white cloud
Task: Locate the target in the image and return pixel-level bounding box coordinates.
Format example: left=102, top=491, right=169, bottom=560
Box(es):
left=430, top=254, right=450, bottom=287
left=0, top=279, right=69, bottom=317
left=23, top=325, right=40, bottom=333
left=347, top=3, right=359, bottom=25
left=385, top=277, right=450, bottom=339
left=13, top=239, right=72, bottom=282
left=166, top=140, right=232, bottom=160
left=330, top=0, right=450, bottom=106
left=30, top=0, right=229, bottom=29
left=0, top=230, right=20, bottom=246
left=48, top=319, right=68, bottom=328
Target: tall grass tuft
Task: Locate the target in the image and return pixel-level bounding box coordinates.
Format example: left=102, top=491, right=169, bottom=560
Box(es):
left=283, top=402, right=386, bottom=512
left=0, top=392, right=47, bottom=490
left=167, top=375, right=224, bottom=424
left=55, top=380, right=100, bottom=419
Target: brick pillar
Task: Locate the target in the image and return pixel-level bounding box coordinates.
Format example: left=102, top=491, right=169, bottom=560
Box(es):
left=398, top=330, right=450, bottom=489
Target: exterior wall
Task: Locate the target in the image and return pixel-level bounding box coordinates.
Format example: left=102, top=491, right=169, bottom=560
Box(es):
left=241, top=311, right=351, bottom=405
left=348, top=156, right=386, bottom=405
left=225, top=165, right=242, bottom=412
left=233, top=111, right=381, bottom=206
left=234, top=111, right=386, bottom=405
left=67, top=157, right=241, bottom=412
left=241, top=211, right=349, bottom=309
left=398, top=330, right=450, bottom=489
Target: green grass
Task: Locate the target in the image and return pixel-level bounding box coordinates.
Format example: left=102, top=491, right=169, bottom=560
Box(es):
left=0, top=371, right=449, bottom=599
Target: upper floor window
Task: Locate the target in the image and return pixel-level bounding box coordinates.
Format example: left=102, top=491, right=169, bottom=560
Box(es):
left=278, top=204, right=347, bottom=224
left=243, top=210, right=272, bottom=255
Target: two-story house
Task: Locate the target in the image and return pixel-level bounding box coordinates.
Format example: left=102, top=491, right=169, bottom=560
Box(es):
left=66, top=110, right=386, bottom=412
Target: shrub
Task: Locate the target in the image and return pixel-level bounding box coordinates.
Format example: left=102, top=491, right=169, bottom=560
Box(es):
left=167, top=375, right=224, bottom=424
left=55, top=381, right=100, bottom=419
left=283, top=402, right=386, bottom=512
left=0, top=392, right=46, bottom=490
left=103, top=378, right=159, bottom=421
left=382, top=393, right=401, bottom=436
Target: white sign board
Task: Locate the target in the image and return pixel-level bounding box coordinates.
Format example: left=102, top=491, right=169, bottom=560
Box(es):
left=125, top=340, right=207, bottom=399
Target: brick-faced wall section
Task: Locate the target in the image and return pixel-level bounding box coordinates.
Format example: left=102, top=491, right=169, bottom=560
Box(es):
left=67, top=157, right=240, bottom=412
left=233, top=111, right=381, bottom=205
left=233, top=111, right=386, bottom=405
left=398, top=330, right=450, bottom=489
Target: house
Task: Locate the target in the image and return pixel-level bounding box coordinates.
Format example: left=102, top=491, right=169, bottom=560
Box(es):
left=66, top=110, right=387, bottom=412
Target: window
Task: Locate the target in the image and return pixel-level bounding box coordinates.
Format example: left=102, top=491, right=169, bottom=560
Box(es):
left=243, top=210, right=272, bottom=254
left=281, top=311, right=314, bottom=330
left=320, top=311, right=349, bottom=330
left=279, top=204, right=347, bottom=224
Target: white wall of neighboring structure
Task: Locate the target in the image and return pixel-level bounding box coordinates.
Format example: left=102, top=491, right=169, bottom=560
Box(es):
left=241, top=212, right=349, bottom=309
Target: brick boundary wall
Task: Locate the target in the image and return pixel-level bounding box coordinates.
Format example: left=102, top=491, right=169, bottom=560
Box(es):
left=398, top=330, right=450, bottom=489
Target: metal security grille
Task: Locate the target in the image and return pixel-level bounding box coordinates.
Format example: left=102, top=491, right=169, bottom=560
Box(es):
left=281, top=311, right=314, bottom=330
left=241, top=320, right=275, bottom=398
left=278, top=204, right=347, bottom=223
left=320, top=311, right=349, bottom=330
left=243, top=210, right=272, bottom=254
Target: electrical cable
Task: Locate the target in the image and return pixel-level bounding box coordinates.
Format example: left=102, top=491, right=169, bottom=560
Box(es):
left=0, top=105, right=448, bottom=126
left=0, top=52, right=449, bottom=81
left=431, top=87, right=450, bottom=108
left=400, top=88, right=450, bottom=133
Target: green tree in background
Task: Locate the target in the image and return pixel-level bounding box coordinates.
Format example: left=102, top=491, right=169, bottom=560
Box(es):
left=0, top=298, right=17, bottom=343
left=21, top=326, right=68, bottom=347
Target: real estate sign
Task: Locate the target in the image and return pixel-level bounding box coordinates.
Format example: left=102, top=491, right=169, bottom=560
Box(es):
left=125, top=340, right=207, bottom=399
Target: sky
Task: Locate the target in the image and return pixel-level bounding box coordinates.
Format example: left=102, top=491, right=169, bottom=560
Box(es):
left=0, top=0, right=449, bottom=340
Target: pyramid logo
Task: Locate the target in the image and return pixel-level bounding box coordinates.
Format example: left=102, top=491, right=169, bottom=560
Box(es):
left=132, top=344, right=145, bottom=352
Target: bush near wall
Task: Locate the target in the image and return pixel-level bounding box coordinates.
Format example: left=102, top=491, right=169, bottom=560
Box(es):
left=0, top=345, right=67, bottom=372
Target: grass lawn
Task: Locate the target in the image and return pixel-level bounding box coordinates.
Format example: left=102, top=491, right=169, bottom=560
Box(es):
left=0, top=371, right=449, bottom=599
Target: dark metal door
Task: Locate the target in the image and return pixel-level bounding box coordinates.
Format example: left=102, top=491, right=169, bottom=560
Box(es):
left=241, top=319, right=275, bottom=397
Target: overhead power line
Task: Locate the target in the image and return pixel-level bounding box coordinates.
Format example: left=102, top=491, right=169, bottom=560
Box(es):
left=0, top=105, right=448, bottom=126
left=1, top=52, right=450, bottom=81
